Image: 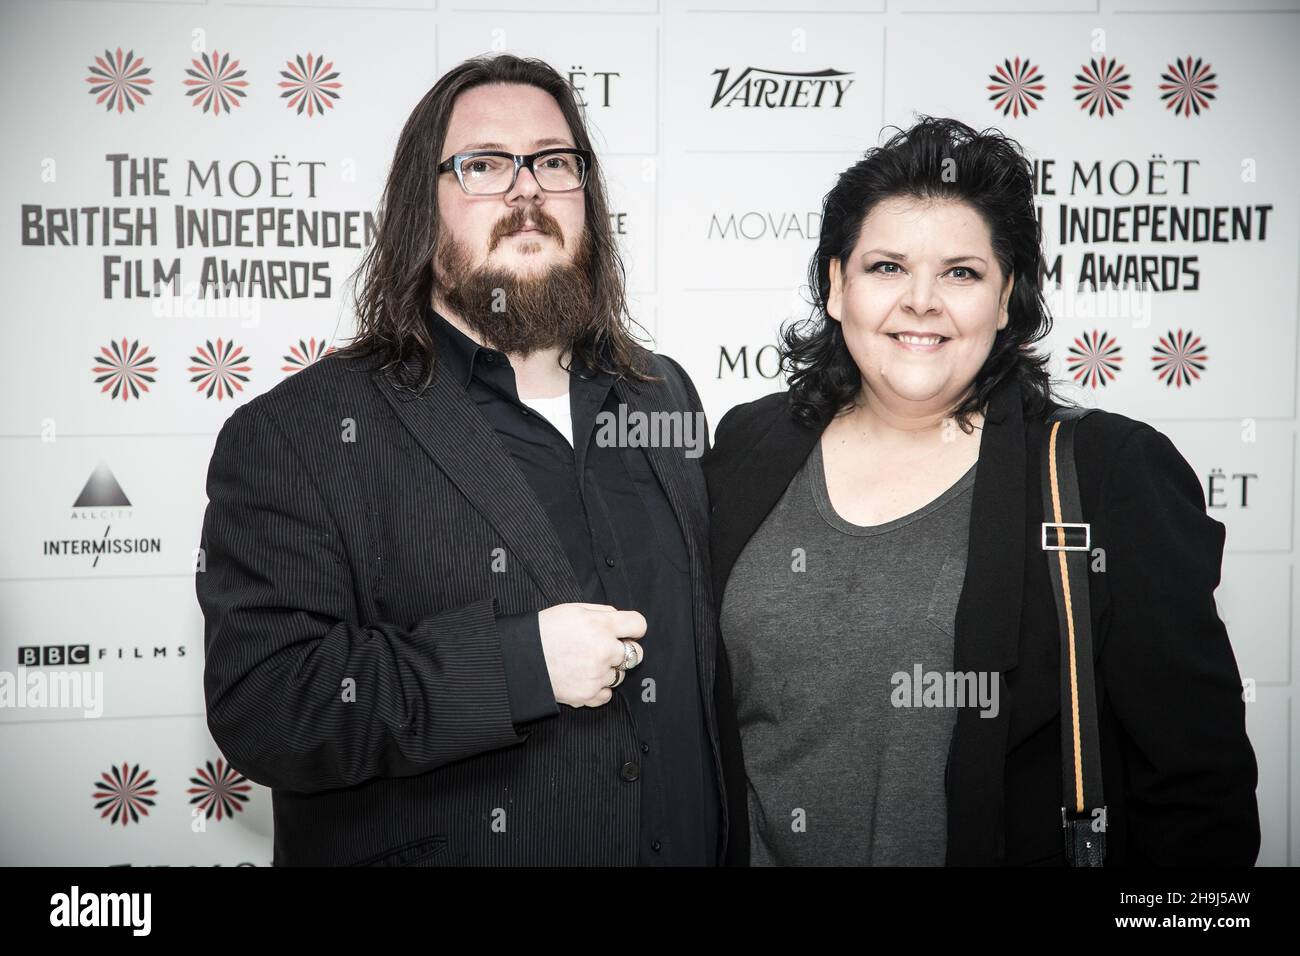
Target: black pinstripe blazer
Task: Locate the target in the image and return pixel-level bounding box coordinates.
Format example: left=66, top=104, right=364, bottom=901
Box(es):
left=196, top=342, right=725, bottom=866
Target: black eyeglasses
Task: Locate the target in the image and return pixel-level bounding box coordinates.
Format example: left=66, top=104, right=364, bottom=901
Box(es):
left=438, top=148, right=593, bottom=196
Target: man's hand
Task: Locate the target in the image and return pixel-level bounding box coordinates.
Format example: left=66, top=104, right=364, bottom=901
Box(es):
left=537, top=603, right=647, bottom=707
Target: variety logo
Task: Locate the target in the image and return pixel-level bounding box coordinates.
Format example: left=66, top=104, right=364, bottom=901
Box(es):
left=710, top=67, right=853, bottom=109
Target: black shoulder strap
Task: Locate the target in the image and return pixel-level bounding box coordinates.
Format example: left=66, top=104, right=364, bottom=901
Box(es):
left=1041, top=405, right=1107, bottom=866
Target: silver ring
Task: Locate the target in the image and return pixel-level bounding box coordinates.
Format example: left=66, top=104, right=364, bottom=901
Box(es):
left=617, top=640, right=640, bottom=671
left=608, top=668, right=625, bottom=688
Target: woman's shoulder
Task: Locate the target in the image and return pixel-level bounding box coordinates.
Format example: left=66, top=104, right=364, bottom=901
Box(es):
left=703, top=389, right=809, bottom=483
left=1032, top=400, right=1200, bottom=498
left=712, top=389, right=798, bottom=447
left=1035, top=400, right=1151, bottom=446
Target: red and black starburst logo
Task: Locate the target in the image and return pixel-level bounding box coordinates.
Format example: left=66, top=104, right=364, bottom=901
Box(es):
left=279, top=53, right=342, bottom=117
left=1066, top=330, right=1124, bottom=388
left=92, top=762, right=158, bottom=826
left=1152, top=329, right=1208, bottom=388
left=189, top=338, right=252, bottom=400
left=987, top=56, right=1045, bottom=118
left=183, top=49, right=249, bottom=115
left=85, top=47, right=154, bottom=113
left=281, top=336, right=337, bottom=373
left=1073, top=56, right=1131, bottom=118
left=1159, top=56, right=1218, bottom=117
left=187, top=758, right=252, bottom=821
left=92, top=338, right=157, bottom=401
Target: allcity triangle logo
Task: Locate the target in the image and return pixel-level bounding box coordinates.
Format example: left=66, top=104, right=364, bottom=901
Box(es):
left=44, top=462, right=162, bottom=568
left=74, top=461, right=131, bottom=508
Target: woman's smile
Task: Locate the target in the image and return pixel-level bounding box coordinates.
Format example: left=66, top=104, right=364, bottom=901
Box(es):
left=887, top=330, right=950, bottom=352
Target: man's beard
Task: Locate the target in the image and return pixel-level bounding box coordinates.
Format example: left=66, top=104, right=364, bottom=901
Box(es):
left=434, top=213, right=596, bottom=358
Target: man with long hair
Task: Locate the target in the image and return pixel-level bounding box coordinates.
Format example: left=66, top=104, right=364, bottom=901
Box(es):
left=196, top=54, right=724, bottom=866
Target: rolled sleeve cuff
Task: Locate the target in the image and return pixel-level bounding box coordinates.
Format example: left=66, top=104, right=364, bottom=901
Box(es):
left=496, top=610, right=560, bottom=725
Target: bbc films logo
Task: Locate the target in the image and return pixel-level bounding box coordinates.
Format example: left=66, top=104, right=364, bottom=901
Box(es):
left=44, top=463, right=162, bottom=568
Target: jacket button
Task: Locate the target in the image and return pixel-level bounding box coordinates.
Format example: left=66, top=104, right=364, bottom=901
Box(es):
left=651, top=840, right=662, bottom=853
left=620, top=761, right=640, bottom=782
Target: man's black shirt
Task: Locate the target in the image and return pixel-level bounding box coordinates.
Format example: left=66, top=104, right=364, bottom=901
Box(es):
left=426, top=305, right=720, bottom=866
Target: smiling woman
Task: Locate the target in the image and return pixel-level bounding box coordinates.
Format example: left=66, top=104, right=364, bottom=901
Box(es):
left=703, top=115, right=1260, bottom=868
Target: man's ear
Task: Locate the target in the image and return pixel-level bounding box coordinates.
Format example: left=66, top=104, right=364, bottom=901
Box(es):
left=827, top=257, right=843, bottom=322
left=997, top=271, right=1014, bottom=331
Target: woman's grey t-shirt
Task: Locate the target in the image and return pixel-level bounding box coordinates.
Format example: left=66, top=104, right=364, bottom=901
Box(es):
left=719, top=438, right=976, bottom=866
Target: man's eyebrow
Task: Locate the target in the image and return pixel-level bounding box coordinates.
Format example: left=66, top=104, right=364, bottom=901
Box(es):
left=456, top=137, right=575, bottom=151
left=861, top=249, right=989, bottom=267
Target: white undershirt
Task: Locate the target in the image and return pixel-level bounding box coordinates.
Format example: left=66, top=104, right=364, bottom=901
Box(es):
left=519, top=390, right=574, bottom=447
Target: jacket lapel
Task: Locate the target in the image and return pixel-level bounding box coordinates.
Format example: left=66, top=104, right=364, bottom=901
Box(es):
left=708, top=399, right=823, bottom=607
left=945, top=376, right=1024, bottom=864
left=371, top=362, right=583, bottom=605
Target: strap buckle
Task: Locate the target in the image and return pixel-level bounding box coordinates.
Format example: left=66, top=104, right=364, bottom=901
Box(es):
left=1041, top=521, right=1090, bottom=552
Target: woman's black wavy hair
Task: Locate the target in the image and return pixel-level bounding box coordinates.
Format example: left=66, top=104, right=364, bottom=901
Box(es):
left=781, top=115, right=1056, bottom=430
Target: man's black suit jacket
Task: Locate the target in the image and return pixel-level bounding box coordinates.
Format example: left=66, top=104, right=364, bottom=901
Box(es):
left=703, top=375, right=1261, bottom=866
left=196, top=343, right=725, bottom=866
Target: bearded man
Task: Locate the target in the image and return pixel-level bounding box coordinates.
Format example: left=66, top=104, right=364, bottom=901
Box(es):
left=195, top=54, right=731, bottom=866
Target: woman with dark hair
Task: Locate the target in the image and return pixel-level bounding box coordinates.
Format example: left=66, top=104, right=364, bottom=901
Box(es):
left=703, top=116, right=1260, bottom=866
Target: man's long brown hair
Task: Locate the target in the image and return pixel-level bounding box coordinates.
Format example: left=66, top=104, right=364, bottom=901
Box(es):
left=337, top=53, right=652, bottom=389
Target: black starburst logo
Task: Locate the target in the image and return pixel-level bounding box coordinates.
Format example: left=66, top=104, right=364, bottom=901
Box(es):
left=92, top=338, right=157, bottom=401
left=187, top=758, right=252, bottom=821
left=183, top=49, right=249, bottom=115
left=1152, top=329, right=1208, bottom=388
left=1159, top=56, right=1218, bottom=117
left=987, top=56, right=1045, bottom=118
left=1073, top=56, right=1131, bottom=118
left=279, top=52, right=342, bottom=117
left=281, top=336, right=336, bottom=373
left=189, top=338, right=252, bottom=400
left=85, top=47, right=154, bottom=113
left=92, top=762, right=158, bottom=826
left=1066, top=330, right=1124, bottom=389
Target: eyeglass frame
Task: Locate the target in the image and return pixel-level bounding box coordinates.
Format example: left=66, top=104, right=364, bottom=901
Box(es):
left=437, top=147, right=594, bottom=195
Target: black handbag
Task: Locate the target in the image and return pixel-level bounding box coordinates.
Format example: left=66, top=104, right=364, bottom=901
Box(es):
left=1040, top=406, right=1107, bottom=866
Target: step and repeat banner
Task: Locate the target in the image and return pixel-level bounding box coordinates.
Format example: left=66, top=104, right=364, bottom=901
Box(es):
left=1, top=0, right=1296, bottom=866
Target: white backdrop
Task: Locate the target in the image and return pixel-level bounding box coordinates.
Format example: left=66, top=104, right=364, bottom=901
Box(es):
left=1, top=0, right=1296, bottom=866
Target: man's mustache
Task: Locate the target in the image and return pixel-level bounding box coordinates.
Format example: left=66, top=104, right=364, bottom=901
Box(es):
left=489, top=207, right=565, bottom=251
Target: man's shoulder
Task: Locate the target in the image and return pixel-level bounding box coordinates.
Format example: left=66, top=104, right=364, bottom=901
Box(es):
left=238, top=348, right=382, bottom=423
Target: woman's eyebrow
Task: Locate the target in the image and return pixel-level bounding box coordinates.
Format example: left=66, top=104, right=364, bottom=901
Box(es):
left=862, top=248, right=988, bottom=267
